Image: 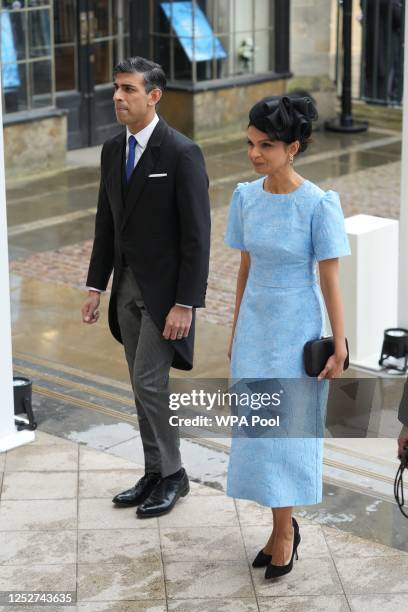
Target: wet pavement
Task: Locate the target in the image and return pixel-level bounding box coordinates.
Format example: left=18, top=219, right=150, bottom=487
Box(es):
left=2, top=430, right=408, bottom=610
left=6, top=125, right=408, bottom=561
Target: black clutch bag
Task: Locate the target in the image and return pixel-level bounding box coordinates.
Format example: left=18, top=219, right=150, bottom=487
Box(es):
left=303, top=336, right=349, bottom=377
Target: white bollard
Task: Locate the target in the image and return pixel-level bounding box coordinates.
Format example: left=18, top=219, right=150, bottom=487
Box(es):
left=340, top=214, right=399, bottom=369
left=0, top=77, right=35, bottom=452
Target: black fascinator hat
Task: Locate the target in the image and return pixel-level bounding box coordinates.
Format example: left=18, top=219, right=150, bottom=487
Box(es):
left=248, top=94, right=318, bottom=153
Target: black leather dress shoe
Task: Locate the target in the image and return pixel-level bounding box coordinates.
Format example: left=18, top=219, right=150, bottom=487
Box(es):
left=136, top=468, right=189, bottom=518
left=112, top=472, right=161, bottom=507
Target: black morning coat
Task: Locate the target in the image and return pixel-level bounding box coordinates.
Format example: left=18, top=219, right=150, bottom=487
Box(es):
left=86, top=117, right=211, bottom=370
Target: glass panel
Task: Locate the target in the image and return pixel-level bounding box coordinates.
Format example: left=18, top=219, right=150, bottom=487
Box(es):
left=123, top=34, right=130, bottom=57
left=1, top=8, right=27, bottom=60
left=255, top=0, right=271, bottom=31
left=53, top=0, right=77, bottom=91
left=235, top=31, right=255, bottom=74
left=55, top=45, right=76, bottom=90
left=93, top=0, right=109, bottom=38
left=234, top=0, right=253, bottom=34
left=28, top=7, right=51, bottom=57
left=94, top=40, right=111, bottom=84
left=154, top=34, right=171, bottom=75
left=206, top=0, right=230, bottom=35
left=28, top=1, right=51, bottom=6
left=2, top=61, right=27, bottom=112
left=30, top=59, right=52, bottom=107
left=54, top=0, right=76, bottom=44
left=113, top=33, right=130, bottom=66
left=155, top=0, right=172, bottom=35
left=1, top=1, right=24, bottom=8
left=122, top=0, right=129, bottom=33
left=216, top=34, right=231, bottom=78
left=172, top=34, right=192, bottom=81
left=113, top=0, right=130, bottom=35
left=254, top=29, right=274, bottom=73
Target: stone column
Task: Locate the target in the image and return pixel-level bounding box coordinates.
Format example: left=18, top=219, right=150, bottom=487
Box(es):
left=0, top=78, right=35, bottom=451
left=399, top=0, right=408, bottom=327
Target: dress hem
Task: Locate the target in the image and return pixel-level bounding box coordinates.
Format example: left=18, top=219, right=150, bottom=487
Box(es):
left=227, top=491, right=323, bottom=508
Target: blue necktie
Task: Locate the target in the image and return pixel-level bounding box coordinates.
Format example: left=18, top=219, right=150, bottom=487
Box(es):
left=126, top=135, right=137, bottom=182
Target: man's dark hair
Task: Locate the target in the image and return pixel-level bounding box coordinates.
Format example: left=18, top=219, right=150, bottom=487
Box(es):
left=113, top=56, right=167, bottom=93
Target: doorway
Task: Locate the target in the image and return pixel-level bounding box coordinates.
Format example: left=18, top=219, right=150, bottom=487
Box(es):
left=54, top=0, right=130, bottom=149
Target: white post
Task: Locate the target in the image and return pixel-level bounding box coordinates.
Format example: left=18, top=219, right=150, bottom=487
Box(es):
left=399, top=0, right=408, bottom=328
left=341, top=214, right=399, bottom=368
left=0, top=77, right=35, bottom=452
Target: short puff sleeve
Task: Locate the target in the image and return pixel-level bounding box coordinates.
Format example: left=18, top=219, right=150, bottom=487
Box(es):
left=224, top=184, right=246, bottom=250
left=312, top=190, right=351, bottom=261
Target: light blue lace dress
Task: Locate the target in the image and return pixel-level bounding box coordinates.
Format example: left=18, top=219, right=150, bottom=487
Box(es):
left=225, top=177, right=351, bottom=507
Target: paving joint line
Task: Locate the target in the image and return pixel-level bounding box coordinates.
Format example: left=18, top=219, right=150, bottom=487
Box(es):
left=320, top=527, right=353, bottom=611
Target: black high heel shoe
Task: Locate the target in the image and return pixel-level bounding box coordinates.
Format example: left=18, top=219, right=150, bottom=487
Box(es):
left=264, top=517, right=300, bottom=579
left=252, top=517, right=298, bottom=568
left=252, top=549, right=272, bottom=568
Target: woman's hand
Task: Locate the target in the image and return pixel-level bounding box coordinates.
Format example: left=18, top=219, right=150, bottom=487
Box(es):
left=317, top=351, right=347, bottom=380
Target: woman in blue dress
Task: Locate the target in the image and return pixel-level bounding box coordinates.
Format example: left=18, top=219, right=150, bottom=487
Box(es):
left=225, top=95, right=351, bottom=579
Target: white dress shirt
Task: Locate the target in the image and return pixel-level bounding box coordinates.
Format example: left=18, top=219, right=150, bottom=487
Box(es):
left=87, top=114, right=191, bottom=309
left=125, top=113, right=159, bottom=168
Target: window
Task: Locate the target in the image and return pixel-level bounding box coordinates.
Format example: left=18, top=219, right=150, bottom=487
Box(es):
left=1, top=0, right=54, bottom=113
left=149, top=0, right=280, bottom=84
left=93, top=0, right=131, bottom=87
left=54, top=0, right=77, bottom=92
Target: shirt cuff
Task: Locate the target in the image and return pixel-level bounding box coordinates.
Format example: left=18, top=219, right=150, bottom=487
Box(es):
left=86, top=287, right=103, bottom=293
left=176, top=303, right=192, bottom=308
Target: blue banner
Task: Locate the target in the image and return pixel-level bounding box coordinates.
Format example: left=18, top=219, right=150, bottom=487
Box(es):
left=1, top=11, right=20, bottom=90
left=161, top=1, right=227, bottom=61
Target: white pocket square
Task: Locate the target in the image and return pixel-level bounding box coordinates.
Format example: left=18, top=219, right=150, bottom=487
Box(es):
left=148, top=173, right=168, bottom=177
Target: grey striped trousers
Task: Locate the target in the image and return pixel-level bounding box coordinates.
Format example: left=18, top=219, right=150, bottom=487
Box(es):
left=116, top=266, right=182, bottom=477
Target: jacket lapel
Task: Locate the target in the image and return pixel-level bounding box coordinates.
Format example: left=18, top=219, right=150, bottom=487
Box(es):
left=106, top=131, right=126, bottom=215
left=121, top=118, right=168, bottom=228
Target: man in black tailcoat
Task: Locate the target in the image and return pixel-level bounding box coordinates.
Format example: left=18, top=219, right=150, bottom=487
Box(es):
left=81, top=57, right=211, bottom=517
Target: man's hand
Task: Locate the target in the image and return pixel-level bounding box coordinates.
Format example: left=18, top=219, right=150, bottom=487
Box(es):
left=81, top=291, right=101, bottom=324
left=163, top=305, right=192, bottom=340
left=398, top=425, right=408, bottom=460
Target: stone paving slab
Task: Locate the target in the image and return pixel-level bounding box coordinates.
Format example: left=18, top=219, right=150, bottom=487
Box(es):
left=5, top=443, right=79, bottom=472
left=0, top=498, right=78, bottom=531
left=0, top=529, right=77, bottom=565
left=77, top=528, right=161, bottom=565
left=1, top=430, right=407, bottom=609
left=258, top=594, right=350, bottom=611
left=347, top=593, right=408, bottom=612
left=1, top=470, right=78, bottom=500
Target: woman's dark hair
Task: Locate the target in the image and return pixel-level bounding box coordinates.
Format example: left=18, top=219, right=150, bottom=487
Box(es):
left=113, top=56, right=167, bottom=94
left=248, top=94, right=318, bottom=154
